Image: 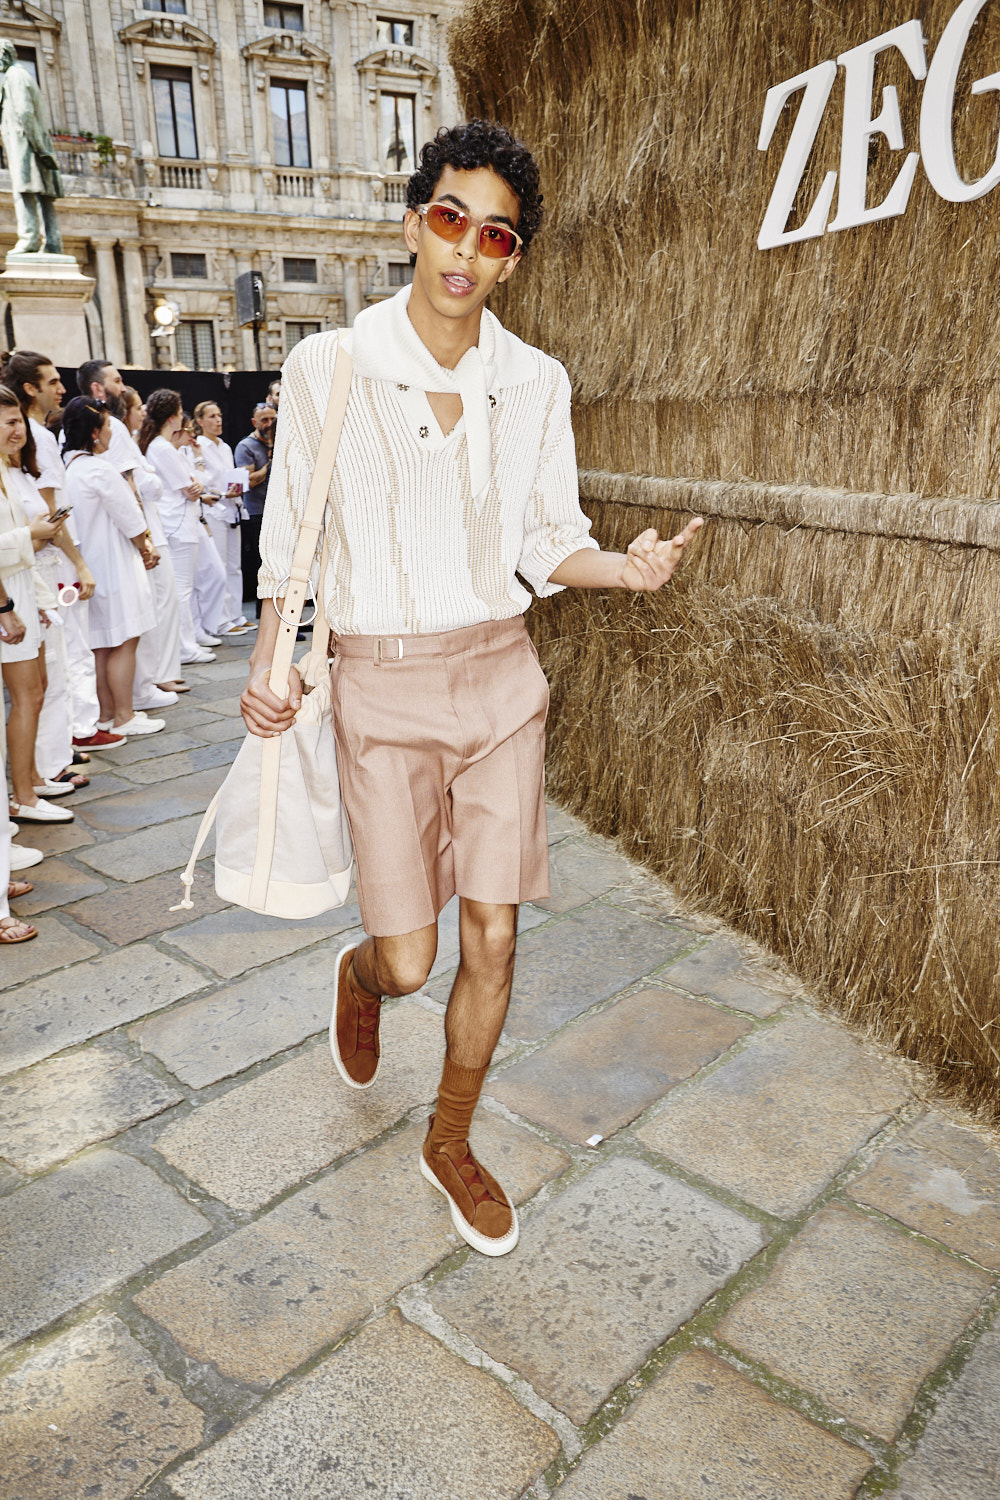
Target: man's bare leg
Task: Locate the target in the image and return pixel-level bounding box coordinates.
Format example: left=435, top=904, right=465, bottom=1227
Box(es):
left=422, top=900, right=520, bottom=1255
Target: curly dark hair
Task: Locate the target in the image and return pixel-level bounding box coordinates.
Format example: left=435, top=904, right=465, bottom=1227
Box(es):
left=406, top=120, right=543, bottom=255
left=136, top=388, right=182, bottom=455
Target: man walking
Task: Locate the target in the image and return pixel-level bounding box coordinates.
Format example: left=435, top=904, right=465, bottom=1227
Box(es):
left=234, top=403, right=274, bottom=619
left=242, top=121, right=701, bottom=1256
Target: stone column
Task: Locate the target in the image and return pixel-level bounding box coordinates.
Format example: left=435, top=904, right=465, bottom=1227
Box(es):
left=342, top=253, right=363, bottom=325
left=91, top=239, right=126, bottom=365
left=331, top=4, right=359, bottom=168
left=120, top=240, right=153, bottom=367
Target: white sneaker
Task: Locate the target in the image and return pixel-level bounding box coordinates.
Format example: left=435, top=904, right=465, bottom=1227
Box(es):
left=196, top=634, right=222, bottom=647
left=9, top=844, right=43, bottom=871
left=181, top=648, right=216, bottom=664
left=134, top=687, right=178, bottom=710
left=116, top=715, right=165, bottom=735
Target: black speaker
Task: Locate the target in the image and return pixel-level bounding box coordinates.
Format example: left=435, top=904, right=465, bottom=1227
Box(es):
left=235, top=270, right=266, bottom=327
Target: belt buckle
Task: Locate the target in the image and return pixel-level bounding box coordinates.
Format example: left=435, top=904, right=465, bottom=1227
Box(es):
left=375, top=636, right=404, bottom=663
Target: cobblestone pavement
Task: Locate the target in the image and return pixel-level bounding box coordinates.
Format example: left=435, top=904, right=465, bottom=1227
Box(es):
left=2, top=638, right=999, bottom=1500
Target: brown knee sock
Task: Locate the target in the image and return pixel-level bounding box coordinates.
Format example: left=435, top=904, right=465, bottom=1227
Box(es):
left=347, top=956, right=380, bottom=1004
left=428, top=1056, right=489, bottom=1151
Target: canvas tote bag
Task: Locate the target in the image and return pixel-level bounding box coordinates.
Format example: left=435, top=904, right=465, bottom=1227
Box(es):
left=172, top=334, right=354, bottom=919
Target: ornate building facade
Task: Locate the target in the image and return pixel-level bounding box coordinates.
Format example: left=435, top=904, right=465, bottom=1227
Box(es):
left=0, top=0, right=460, bottom=368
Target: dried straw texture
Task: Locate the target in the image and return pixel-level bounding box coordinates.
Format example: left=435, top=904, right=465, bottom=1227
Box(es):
left=531, top=496, right=1000, bottom=1120
left=452, top=0, right=1000, bottom=495
left=451, top=0, right=1000, bottom=1111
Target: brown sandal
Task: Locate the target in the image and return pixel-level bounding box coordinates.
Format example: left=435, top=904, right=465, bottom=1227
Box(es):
left=0, top=915, right=37, bottom=943
left=7, top=880, right=34, bottom=900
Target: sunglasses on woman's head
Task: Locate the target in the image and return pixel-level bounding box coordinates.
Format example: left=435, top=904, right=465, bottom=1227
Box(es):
left=415, top=202, right=522, bottom=260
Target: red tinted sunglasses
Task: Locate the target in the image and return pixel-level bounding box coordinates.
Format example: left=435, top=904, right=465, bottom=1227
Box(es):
left=415, top=201, right=523, bottom=260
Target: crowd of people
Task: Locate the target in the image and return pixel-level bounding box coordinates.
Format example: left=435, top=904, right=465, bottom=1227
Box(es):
left=0, top=351, right=280, bottom=944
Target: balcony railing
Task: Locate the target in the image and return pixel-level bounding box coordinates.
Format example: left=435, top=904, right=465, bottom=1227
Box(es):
left=159, top=162, right=203, bottom=190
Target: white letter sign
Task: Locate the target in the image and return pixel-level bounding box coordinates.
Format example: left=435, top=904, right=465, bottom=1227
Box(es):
left=757, top=61, right=838, bottom=250
left=920, top=0, right=1000, bottom=201
left=828, top=20, right=927, bottom=232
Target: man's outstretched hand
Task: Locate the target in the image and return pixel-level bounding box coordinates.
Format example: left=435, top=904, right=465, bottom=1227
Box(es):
left=619, top=518, right=703, bottom=592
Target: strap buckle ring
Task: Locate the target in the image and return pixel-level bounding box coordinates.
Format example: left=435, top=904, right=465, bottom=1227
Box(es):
left=273, top=574, right=318, bottom=629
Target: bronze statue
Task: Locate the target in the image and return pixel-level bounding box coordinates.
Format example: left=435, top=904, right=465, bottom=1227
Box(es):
left=0, top=39, right=63, bottom=254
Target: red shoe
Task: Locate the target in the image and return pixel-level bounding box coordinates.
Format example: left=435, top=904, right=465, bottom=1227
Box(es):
left=73, top=730, right=126, bottom=750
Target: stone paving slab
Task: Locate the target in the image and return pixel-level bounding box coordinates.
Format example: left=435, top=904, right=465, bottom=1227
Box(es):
left=168, top=1310, right=559, bottom=1500
left=848, top=1110, right=1000, bottom=1270
left=0, top=1160, right=21, bottom=1196
left=636, top=1011, right=914, bottom=1217
left=55, top=769, right=135, bottom=804
left=0, top=915, right=99, bottom=994
left=546, top=803, right=587, bottom=843
left=435, top=903, right=690, bottom=1044
left=891, top=1321, right=1000, bottom=1499
left=534, top=837, right=641, bottom=913
left=0, top=1043, right=184, bottom=1174
left=205, top=693, right=245, bottom=718
left=0, top=1150, right=210, bottom=1352
left=133, top=937, right=363, bottom=1088
left=64, top=869, right=230, bottom=944
left=660, top=934, right=794, bottom=1018
left=74, top=766, right=229, bottom=833
left=13, top=820, right=94, bottom=854
left=12, top=856, right=107, bottom=915
left=146, top=702, right=225, bottom=733
left=717, top=1203, right=993, bottom=1442
left=136, top=1114, right=569, bottom=1386
left=0, top=1314, right=204, bottom=1500
left=153, top=1002, right=448, bottom=1210
left=430, top=1155, right=766, bottom=1424
left=488, top=986, right=751, bottom=1145
left=161, top=901, right=361, bottom=979
left=105, top=729, right=207, bottom=766
left=115, top=735, right=244, bottom=785
left=0, top=944, right=206, bottom=1077
left=553, top=1348, right=871, bottom=1499
left=75, top=813, right=214, bottom=882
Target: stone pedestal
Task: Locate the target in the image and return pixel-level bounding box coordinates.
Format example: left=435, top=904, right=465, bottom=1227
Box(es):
left=0, top=252, right=95, bottom=364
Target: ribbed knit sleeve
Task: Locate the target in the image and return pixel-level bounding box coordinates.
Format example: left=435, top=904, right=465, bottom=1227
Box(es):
left=516, top=362, right=597, bottom=597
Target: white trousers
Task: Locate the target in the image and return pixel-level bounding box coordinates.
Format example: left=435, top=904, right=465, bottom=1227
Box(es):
left=167, top=535, right=200, bottom=663
left=203, top=507, right=246, bottom=629
left=135, top=546, right=182, bottom=691
left=35, top=613, right=73, bottom=780
left=62, top=598, right=100, bottom=739
left=192, top=520, right=230, bottom=637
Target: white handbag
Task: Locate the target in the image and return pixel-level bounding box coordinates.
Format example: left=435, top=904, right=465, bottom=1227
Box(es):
left=172, top=334, right=354, bottom=919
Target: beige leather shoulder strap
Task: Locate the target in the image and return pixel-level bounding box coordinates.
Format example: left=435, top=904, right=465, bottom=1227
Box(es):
left=249, top=331, right=352, bottom=911
left=269, top=329, right=352, bottom=698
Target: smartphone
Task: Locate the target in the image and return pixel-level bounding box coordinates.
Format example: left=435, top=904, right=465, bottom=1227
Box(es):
left=50, top=506, right=73, bottom=523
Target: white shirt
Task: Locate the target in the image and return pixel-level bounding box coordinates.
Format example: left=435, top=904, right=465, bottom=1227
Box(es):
left=29, top=417, right=64, bottom=496
left=146, top=434, right=200, bottom=543
left=197, top=435, right=243, bottom=524
left=259, top=311, right=597, bottom=635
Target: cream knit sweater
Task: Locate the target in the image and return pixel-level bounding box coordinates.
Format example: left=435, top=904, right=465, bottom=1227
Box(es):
left=258, top=310, right=598, bottom=636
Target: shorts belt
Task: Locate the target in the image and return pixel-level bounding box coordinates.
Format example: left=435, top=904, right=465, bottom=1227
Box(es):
left=333, top=617, right=526, bottom=665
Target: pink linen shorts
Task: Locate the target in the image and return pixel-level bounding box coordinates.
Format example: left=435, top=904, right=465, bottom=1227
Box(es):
left=331, top=616, right=550, bottom=936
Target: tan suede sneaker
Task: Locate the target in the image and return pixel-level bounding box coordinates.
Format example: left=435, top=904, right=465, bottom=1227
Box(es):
left=330, top=943, right=382, bottom=1089
left=420, top=1118, right=519, bottom=1256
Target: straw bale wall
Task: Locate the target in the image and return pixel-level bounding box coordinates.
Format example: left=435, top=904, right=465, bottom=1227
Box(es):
left=452, top=0, right=1000, bottom=1115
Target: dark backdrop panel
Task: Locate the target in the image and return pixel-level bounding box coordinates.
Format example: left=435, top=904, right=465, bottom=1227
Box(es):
left=57, top=368, right=282, bottom=451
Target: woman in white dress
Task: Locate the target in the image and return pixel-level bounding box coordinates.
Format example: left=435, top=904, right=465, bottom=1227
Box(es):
left=194, top=400, right=251, bottom=637
left=138, top=390, right=210, bottom=666
left=0, top=386, right=72, bottom=824
left=61, top=398, right=164, bottom=738
left=122, top=386, right=185, bottom=697
left=176, top=414, right=228, bottom=644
